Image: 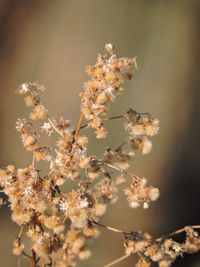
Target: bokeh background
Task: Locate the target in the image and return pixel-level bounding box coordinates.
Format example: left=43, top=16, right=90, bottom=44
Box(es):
left=0, top=0, right=200, bottom=266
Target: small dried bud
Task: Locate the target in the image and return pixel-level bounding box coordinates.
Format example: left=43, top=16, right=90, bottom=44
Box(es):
left=105, top=43, right=114, bottom=54
left=17, top=83, right=30, bottom=94
left=79, top=157, right=90, bottom=168
left=94, top=203, right=106, bottom=216
left=23, top=135, right=38, bottom=151
left=139, top=137, right=152, bottom=154
left=24, top=95, right=39, bottom=106
left=34, top=147, right=51, bottom=161
left=148, top=187, right=160, bottom=201
left=13, top=238, right=24, bottom=255
left=95, top=126, right=107, bottom=138
left=30, top=105, right=46, bottom=120
left=79, top=249, right=91, bottom=260
left=77, top=136, right=88, bottom=147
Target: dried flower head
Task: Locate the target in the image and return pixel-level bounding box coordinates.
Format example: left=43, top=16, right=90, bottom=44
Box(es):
left=80, top=44, right=137, bottom=138
left=1, top=44, right=196, bottom=267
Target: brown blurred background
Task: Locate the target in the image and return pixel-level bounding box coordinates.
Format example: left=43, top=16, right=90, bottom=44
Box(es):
left=0, top=0, right=200, bottom=266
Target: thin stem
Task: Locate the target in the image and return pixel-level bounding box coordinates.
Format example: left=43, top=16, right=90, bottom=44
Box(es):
left=156, top=225, right=200, bottom=241
left=104, top=162, right=128, bottom=174
left=36, top=257, right=41, bottom=264
left=48, top=117, right=63, bottom=137
left=22, top=252, right=32, bottom=259
left=30, top=249, right=37, bottom=267
left=104, top=254, right=131, bottom=267
left=18, top=225, right=25, bottom=239
left=32, top=156, right=35, bottom=169
left=102, top=162, right=139, bottom=182
left=89, top=218, right=125, bottom=234
left=74, top=113, right=84, bottom=141
left=92, top=219, right=200, bottom=241
left=80, top=114, right=125, bottom=130
left=48, top=255, right=53, bottom=266
left=46, top=168, right=56, bottom=178
left=63, top=215, right=68, bottom=224
left=115, top=141, right=127, bottom=151
left=186, top=225, right=200, bottom=230
left=103, top=115, right=125, bottom=121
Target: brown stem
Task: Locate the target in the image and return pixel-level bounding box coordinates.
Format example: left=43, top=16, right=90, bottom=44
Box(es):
left=30, top=249, right=37, bottom=267
left=89, top=218, right=125, bottom=234
left=92, top=219, right=200, bottom=241
left=48, top=255, right=53, bottom=266
left=63, top=214, right=68, bottom=224
left=74, top=113, right=84, bottom=141
left=115, top=141, right=127, bottom=151
left=18, top=225, right=25, bottom=239
left=103, top=115, right=125, bottom=121
left=22, top=251, right=32, bottom=259
left=102, top=162, right=139, bottom=182
left=80, top=114, right=125, bottom=130
left=156, top=225, right=200, bottom=241
left=48, top=117, right=63, bottom=137
left=104, top=254, right=131, bottom=267
left=32, top=156, right=35, bottom=169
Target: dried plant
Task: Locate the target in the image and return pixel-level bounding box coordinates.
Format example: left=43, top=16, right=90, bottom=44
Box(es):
left=0, top=44, right=200, bottom=267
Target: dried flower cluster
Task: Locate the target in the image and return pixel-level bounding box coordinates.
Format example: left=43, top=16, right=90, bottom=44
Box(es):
left=124, top=108, right=159, bottom=155
left=0, top=44, right=199, bottom=267
left=80, top=43, right=137, bottom=138
left=125, top=226, right=200, bottom=267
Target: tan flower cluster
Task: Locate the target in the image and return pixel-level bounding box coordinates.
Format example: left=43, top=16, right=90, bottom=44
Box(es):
left=124, top=176, right=159, bottom=209
left=17, top=81, right=46, bottom=120
left=80, top=43, right=137, bottom=138
left=1, top=44, right=197, bottom=267
left=33, top=147, right=52, bottom=161
left=184, top=226, right=200, bottom=253
left=0, top=45, right=160, bottom=267
left=13, top=237, right=25, bottom=255
left=124, top=108, right=159, bottom=154
left=124, top=226, right=200, bottom=267
left=103, top=146, right=135, bottom=170
left=16, top=119, right=39, bottom=151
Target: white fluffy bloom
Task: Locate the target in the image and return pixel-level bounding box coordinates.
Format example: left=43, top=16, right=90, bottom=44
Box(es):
left=140, top=137, right=152, bottom=154
left=59, top=200, right=70, bottom=212
left=105, top=43, right=114, bottom=54
left=41, top=122, right=53, bottom=136
left=18, top=83, right=30, bottom=94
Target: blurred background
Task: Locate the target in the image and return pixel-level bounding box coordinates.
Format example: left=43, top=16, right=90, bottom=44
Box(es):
left=0, top=0, right=200, bottom=266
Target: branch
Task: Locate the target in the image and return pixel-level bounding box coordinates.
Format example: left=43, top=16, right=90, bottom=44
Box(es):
left=18, top=225, right=25, bottom=239
left=47, top=117, right=63, bottom=137
left=30, top=249, right=37, bottom=267
left=80, top=114, right=125, bottom=130
left=101, top=161, right=139, bottom=182
left=22, top=251, right=32, bottom=259
left=90, top=220, right=200, bottom=267
left=89, top=218, right=125, bottom=234
left=74, top=113, right=84, bottom=141
left=156, top=225, right=200, bottom=241
left=104, top=254, right=131, bottom=267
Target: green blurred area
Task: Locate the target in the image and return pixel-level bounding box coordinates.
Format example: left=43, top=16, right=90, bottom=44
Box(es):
left=0, top=1, right=200, bottom=266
